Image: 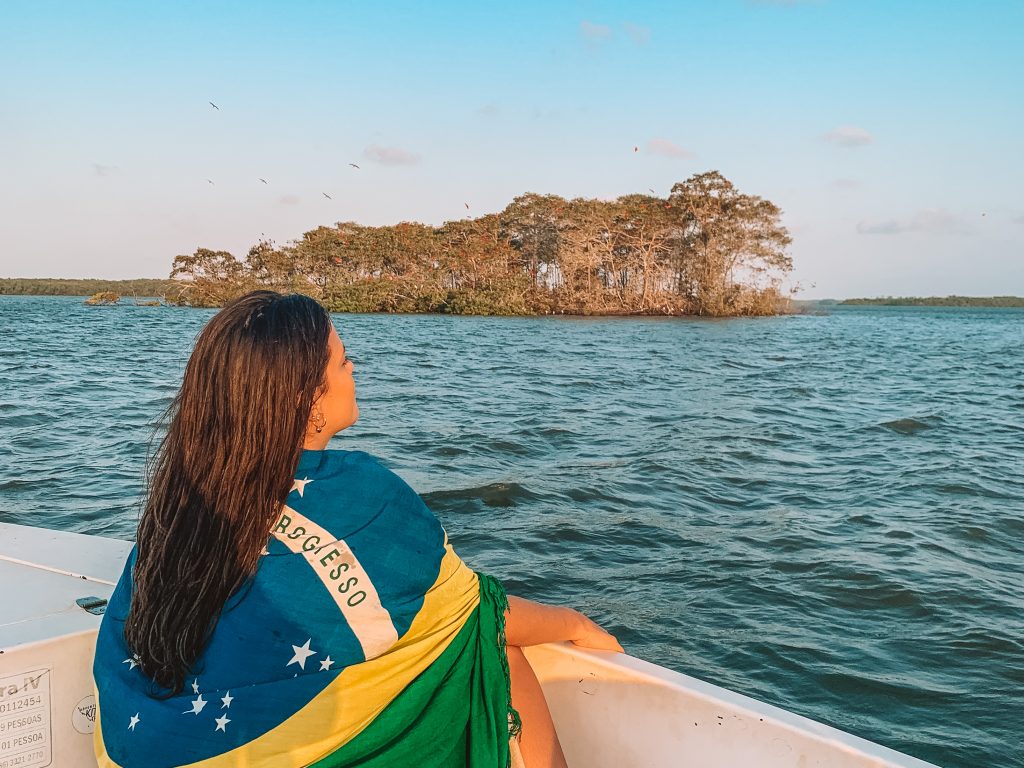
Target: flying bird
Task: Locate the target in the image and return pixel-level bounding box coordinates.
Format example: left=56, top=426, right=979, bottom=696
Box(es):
left=349, top=163, right=360, bottom=169
left=258, top=178, right=268, bottom=184
left=322, top=192, right=333, bottom=200
left=633, top=146, right=638, bottom=153
left=209, top=102, right=219, bottom=110
left=206, top=179, right=215, bottom=185
left=464, top=203, right=470, bottom=210
left=648, top=188, right=656, bottom=194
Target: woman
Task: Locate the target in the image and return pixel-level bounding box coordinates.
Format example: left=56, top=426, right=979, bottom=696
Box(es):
left=93, top=291, right=622, bottom=768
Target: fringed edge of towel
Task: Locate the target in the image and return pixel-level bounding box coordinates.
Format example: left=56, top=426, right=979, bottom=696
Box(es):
left=478, top=572, right=523, bottom=742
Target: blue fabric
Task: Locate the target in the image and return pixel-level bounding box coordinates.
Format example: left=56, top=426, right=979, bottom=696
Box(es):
left=93, top=450, right=448, bottom=768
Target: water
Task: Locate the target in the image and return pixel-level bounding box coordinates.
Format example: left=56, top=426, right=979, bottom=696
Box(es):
left=2, top=295, right=1022, bottom=768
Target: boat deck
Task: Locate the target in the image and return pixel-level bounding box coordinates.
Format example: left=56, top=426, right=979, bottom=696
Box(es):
left=0, top=524, right=129, bottom=646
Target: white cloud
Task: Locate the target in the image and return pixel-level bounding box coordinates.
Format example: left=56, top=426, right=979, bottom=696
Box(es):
left=477, top=103, right=500, bottom=118
left=823, top=125, right=873, bottom=148
left=623, top=22, right=651, bottom=45
left=363, top=144, right=422, bottom=166
left=857, top=209, right=970, bottom=235
left=646, top=138, right=693, bottom=159
left=531, top=108, right=560, bottom=121
left=856, top=219, right=903, bottom=235
left=580, top=21, right=612, bottom=41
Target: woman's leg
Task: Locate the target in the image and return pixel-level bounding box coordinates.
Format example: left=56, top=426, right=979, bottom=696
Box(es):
left=507, top=645, right=568, bottom=768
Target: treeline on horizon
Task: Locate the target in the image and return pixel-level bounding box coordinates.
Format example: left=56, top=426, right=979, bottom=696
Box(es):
left=169, top=171, right=794, bottom=317
left=840, top=296, right=1024, bottom=307
left=0, top=278, right=176, bottom=296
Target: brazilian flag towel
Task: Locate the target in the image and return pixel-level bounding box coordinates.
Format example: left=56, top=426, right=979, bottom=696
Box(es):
left=93, top=449, right=520, bottom=767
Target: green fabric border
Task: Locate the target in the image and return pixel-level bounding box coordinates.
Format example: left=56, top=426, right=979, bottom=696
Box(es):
left=309, top=573, right=518, bottom=768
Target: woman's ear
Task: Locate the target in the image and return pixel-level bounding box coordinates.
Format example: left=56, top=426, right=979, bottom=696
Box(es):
left=298, top=385, right=325, bottom=409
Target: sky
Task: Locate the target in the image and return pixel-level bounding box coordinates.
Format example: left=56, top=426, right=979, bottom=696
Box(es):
left=1, top=0, right=1022, bottom=299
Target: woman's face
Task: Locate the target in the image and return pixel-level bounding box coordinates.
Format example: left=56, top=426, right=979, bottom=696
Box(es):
left=309, top=324, right=358, bottom=443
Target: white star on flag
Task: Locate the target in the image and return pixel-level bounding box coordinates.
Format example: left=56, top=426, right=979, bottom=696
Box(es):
left=288, top=638, right=317, bottom=670
left=291, top=477, right=314, bottom=497
left=184, top=694, right=208, bottom=715
left=191, top=679, right=200, bottom=694
left=221, top=691, right=234, bottom=709
left=215, top=714, right=231, bottom=732
left=320, top=656, right=335, bottom=671
left=128, top=713, right=140, bottom=731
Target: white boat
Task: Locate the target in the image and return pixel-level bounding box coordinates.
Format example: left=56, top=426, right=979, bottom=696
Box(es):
left=0, top=522, right=939, bottom=767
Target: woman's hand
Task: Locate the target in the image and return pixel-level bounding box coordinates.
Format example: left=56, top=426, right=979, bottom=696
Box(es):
left=568, top=610, right=624, bottom=653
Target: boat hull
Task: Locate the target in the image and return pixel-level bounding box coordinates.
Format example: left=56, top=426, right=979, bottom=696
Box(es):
left=0, top=524, right=937, bottom=767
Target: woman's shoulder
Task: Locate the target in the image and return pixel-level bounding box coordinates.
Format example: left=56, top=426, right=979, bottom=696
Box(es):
left=294, top=449, right=422, bottom=512
left=306, top=448, right=406, bottom=487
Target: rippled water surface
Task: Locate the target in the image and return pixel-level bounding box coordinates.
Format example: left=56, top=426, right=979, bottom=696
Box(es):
left=2, top=295, right=1022, bottom=767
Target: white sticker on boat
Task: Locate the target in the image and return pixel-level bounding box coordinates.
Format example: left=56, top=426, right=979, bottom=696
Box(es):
left=0, top=667, right=52, bottom=768
left=71, top=695, right=95, bottom=735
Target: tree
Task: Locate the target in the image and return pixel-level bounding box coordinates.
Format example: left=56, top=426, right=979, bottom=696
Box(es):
left=435, top=214, right=530, bottom=314
left=170, top=248, right=248, bottom=307
left=244, top=239, right=300, bottom=292
left=605, top=195, right=677, bottom=312
left=499, top=194, right=568, bottom=289
left=668, top=171, right=792, bottom=315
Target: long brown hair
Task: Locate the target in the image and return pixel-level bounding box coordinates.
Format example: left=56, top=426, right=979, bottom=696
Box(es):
left=124, top=291, right=332, bottom=695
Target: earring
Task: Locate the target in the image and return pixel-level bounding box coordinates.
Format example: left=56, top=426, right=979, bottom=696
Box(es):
left=311, top=408, right=327, bottom=434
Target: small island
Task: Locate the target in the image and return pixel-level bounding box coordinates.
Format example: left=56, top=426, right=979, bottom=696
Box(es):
left=166, top=171, right=794, bottom=317
left=84, top=291, right=121, bottom=305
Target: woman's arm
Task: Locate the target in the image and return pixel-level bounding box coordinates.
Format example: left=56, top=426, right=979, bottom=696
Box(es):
left=504, top=595, right=624, bottom=652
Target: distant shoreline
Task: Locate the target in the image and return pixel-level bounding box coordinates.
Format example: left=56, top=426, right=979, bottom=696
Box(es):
left=0, top=278, right=176, bottom=297
left=4, top=280, right=1023, bottom=312
left=835, top=296, right=1024, bottom=308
